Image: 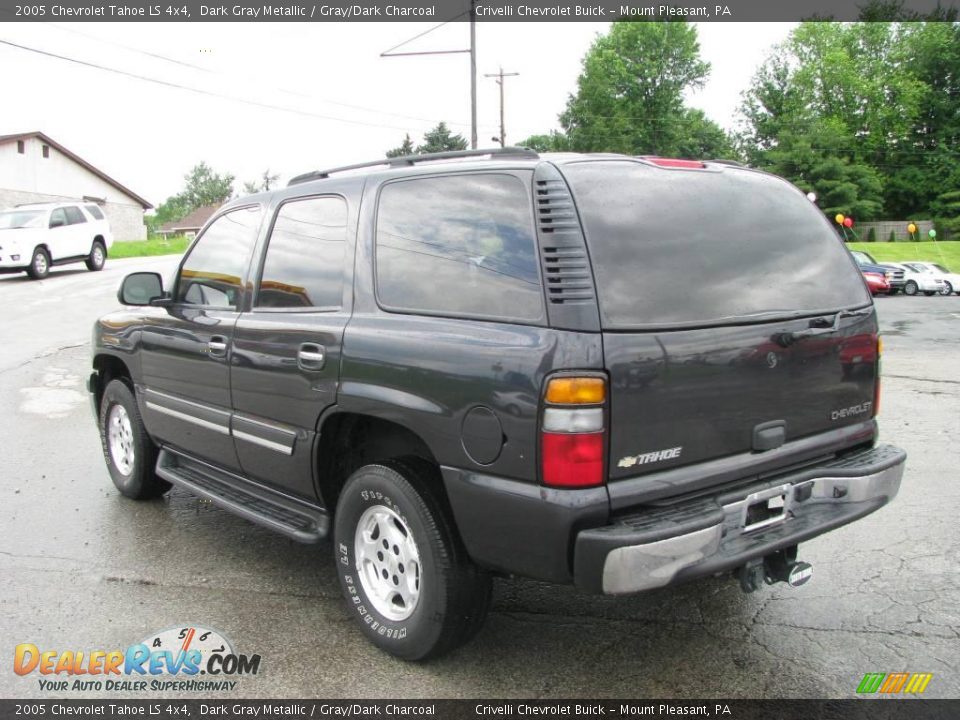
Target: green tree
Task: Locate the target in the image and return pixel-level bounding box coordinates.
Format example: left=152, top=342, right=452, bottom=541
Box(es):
left=386, top=133, right=415, bottom=158
left=242, top=169, right=279, bottom=195
left=180, top=162, right=235, bottom=209
left=559, top=21, right=715, bottom=156
left=416, top=122, right=468, bottom=153
left=516, top=131, right=570, bottom=153
left=932, top=189, right=960, bottom=239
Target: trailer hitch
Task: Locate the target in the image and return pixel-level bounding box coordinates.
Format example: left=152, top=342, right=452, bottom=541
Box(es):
left=736, top=547, right=813, bottom=593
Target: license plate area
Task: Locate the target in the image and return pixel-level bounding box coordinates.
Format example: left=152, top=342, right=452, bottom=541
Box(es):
left=741, top=484, right=792, bottom=534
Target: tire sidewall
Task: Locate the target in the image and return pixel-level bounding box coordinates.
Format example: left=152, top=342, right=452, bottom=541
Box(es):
left=905, top=281, right=918, bottom=296
left=29, top=247, right=50, bottom=279
left=98, top=380, right=148, bottom=497
left=334, top=467, right=448, bottom=660
left=89, top=242, right=106, bottom=270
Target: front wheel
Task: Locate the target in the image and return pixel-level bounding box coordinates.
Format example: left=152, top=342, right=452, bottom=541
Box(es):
left=26, top=247, right=50, bottom=280
left=904, top=280, right=918, bottom=296
left=941, top=282, right=953, bottom=296
left=334, top=461, right=491, bottom=661
left=85, top=241, right=106, bottom=271
left=98, top=379, right=170, bottom=499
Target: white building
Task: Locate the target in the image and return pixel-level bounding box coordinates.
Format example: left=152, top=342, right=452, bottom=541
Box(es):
left=0, top=131, right=151, bottom=240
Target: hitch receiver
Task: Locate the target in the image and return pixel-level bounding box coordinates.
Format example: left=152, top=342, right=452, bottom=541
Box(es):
left=736, top=546, right=813, bottom=593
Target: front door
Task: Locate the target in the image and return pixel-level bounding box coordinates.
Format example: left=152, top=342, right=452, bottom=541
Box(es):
left=138, top=205, right=263, bottom=471
left=230, top=195, right=352, bottom=500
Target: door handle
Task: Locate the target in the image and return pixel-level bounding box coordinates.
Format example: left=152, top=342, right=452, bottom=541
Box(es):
left=298, top=343, right=326, bottom=371
left=208, top=336, right=228, bottom=357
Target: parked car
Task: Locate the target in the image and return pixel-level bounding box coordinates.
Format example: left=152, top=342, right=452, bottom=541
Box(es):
left=87, top=149, right=905, bottom=660
left=902, top=262, right=960, bottom=295
left=0, top=202, right=113, bottom=279
left=849, top=250, right=905, bottom=294
left=883, top=261, right=946, bottom=296
left=861, top=270, right=890, bottom=296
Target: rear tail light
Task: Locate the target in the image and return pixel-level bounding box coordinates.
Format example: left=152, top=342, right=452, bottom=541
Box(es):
left=874, top=335, right=882, bottom=416
left=541, top=375, right=606, bottom=488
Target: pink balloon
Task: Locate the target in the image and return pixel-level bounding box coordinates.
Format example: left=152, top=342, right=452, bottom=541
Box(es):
left=843, top=217, right=853, bottom=228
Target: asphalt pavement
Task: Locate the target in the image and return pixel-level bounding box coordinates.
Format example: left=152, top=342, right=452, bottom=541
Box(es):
left=1, top=261, right=957, bottom=699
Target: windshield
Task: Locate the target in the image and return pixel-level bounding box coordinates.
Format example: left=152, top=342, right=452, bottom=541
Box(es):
left=562, top=160, right=870, bottom=329
left=904, top=263, right=928, bottom=273
left=850, top=251, right=877, bottom=265
left=933, top=264, right=950, bottom=273
left=0, top=210, right=45, bottom=229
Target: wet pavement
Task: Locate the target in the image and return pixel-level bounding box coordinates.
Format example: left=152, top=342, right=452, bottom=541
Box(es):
left=1, top=263, right=958, bottom=699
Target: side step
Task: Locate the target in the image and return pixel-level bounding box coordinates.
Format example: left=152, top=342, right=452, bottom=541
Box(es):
left=156, top=448, right=329, bottom=543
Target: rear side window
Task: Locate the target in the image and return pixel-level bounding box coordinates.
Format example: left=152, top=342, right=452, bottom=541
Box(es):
left=176, top=206, right=262, bottom=307
left=85, top=205, right=105, bottom=220
left=562, top=161, right=871, bottom=329
left=375, top=173, right=543, bottom=323
left=256, top=196, right=347, bottom=309
left=49, top=208, right=67, bottom=228
left=64, top=206, right=86, bottom=225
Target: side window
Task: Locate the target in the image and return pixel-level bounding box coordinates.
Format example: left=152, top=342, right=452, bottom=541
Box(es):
left=49, top=208, right=67, bottom=228
left=256, top=196, right=347, bottom=309
left=85, top=205, right=105, bottom=220
left=64, top=206, right=86, bottom=225
left=175, top=206, right=262, bottom=308
left=375, top=174, right=542, bottom=322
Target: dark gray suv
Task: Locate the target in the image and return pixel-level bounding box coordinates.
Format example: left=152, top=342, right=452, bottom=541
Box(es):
left=88, top=148, right=906, bottom=660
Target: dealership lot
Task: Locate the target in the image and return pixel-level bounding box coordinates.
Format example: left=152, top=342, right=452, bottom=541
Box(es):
left=1, top=260, right=957, bottom=698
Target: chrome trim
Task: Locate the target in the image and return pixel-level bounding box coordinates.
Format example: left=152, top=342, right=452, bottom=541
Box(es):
left=232, top=429, right=294, bottom=456
left=145, top=401, right=230, bottom=435
left=232, top=414, right=296, bottom=437
left=600, top=460, right=904, bottom=595
left=143, top=389, right=230, bottom=419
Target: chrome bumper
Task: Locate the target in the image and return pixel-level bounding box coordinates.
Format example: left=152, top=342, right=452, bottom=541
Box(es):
left=574, top=445, right=905, bottom=595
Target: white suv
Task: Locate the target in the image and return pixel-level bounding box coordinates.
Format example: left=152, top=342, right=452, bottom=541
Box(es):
left=0, top=202, right=114, bottom=279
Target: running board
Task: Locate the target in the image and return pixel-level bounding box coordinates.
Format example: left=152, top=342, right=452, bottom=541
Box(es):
left=156, top=448, right=329, bottom=543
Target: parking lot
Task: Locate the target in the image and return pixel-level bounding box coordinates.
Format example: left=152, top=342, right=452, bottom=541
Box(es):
left=1, top=259, right=958, bottom=699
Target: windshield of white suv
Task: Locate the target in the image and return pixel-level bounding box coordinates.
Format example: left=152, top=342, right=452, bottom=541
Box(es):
left=933, top=264, right=950, bottom=273
left=0, top=210, right=45, bottom=229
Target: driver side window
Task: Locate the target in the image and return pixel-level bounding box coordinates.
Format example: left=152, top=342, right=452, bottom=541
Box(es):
left=175, top=206, right=262, bottom=307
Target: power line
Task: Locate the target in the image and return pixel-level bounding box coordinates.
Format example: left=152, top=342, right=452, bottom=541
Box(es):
left=0, top=37, right=492, bottom=135
left=44, top=22, right=490, bottom=131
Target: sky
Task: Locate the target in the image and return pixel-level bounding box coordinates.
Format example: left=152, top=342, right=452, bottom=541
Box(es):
left=0, top=21, right=795, bottom=209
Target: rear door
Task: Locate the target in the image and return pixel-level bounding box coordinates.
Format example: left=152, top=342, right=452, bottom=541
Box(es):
left=230, top=195, right=353, bottom=500
left=62, top=206, right=89, bottom=257
left=46, top=208, right=72, bottom=260
left=138, top=206, right=263, bottom=471
left=560, top=160, right=878, bottom=496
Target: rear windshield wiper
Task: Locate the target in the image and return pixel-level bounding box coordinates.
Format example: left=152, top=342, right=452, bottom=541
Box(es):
left=775, top=308, right=872, bottom=347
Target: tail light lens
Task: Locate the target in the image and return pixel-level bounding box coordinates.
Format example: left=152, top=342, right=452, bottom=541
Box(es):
left=541, top=376, right=606, bottom=488
left=874, top=335, right=882, bottom=416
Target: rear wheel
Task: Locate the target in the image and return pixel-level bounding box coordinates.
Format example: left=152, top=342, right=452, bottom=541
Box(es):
left=904, top=280, right=918, bottom=296
left=98, top=379, right=170, bottom=499
left=26, top=247, right=50, bottom=280
left=334, top=461, right=491, bottom=661
left=85, top=241, right=106, bottom=272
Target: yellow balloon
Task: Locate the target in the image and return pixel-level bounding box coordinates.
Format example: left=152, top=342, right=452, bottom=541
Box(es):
left=835, top=214, right=845, bottom=225
left=907, top=223, right=917, bottom=234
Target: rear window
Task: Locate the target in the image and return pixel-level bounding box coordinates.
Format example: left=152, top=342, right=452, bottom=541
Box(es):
left=562, top=161, right=870, bottom=329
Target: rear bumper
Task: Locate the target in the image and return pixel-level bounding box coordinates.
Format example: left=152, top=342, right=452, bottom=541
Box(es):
left=574, top=444, right=905, bottom=594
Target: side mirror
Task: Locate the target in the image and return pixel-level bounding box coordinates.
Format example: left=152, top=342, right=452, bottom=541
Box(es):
left=118, top=272, right=168, bottom=306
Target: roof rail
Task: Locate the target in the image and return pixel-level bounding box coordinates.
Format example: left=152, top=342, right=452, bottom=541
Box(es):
left=288, top=146, right=539, bottom=186
left=708, top=158, right=746, bottom=168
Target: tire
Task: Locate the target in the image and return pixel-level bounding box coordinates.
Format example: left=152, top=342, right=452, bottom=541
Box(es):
left=904, top=280, right=918, bottom=296
left=85, top=241, right=106, bottom=272
left=26, top=246, right=50, bottom=280
left=98, top=379, right=170, bottom=500
left=334, top=460, right=491, bottom=661
left=941, top=282, right=953, bottom=296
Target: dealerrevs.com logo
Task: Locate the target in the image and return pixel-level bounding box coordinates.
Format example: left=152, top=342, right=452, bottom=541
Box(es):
left=13, top=625, right=261, bottom=693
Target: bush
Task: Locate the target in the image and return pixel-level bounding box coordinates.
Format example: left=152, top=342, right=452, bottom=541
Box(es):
left=867, top=227, right=877, bottom=243
left=888, top=230, right=897, bottom=243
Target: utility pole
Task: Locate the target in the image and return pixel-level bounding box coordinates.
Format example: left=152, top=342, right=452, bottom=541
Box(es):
left=380, top=1, right=479, bottom=149
left=484, top=66, right=520, bottom=147
left=469, top=0, right=477, bottom=149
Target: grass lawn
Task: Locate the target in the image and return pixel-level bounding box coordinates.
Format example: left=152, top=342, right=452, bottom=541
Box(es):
left=846, top=241, right=960, bottom=270
left=109, top=235, right=191, bottom=259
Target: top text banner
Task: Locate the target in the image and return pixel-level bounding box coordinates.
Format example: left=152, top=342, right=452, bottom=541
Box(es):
left=1, top=0, right=959, bottom=22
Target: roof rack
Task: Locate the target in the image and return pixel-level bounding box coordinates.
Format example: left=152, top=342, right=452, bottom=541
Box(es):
left=708, top=158, right=746, bottom=167
left=288, top=146, right=539, bottom=186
